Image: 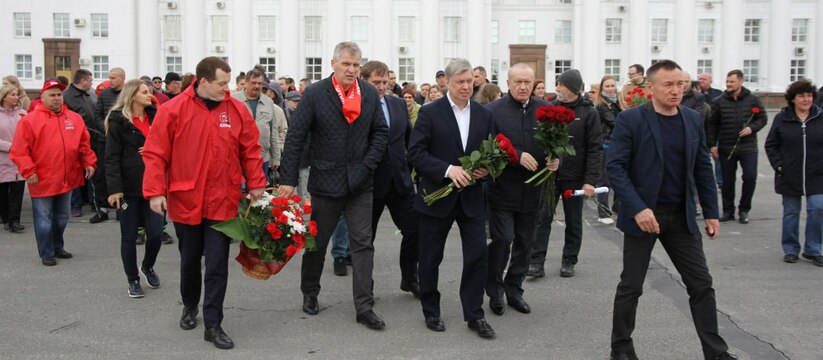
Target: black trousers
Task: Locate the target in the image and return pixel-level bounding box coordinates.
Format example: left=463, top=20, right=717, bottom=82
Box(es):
left=174, top=219, right=231, bottom=328
left=720, top=151, right=757, bottom=215
left=531, top=179, right=584, bottom=265
left=372, top=184, right=419, bottom=285
left=302, top=192, right=375, bottom=314
left=611, top=206, right=728, bottom=359
left=119, top=196, right=164, bottom=282
left=0, top=180, right=25, bottom=224
left=91, top=141, right=108, bottom=210
left=486, top=206, right=536, bottom=300
left=418, top=201, right=487, bottom=321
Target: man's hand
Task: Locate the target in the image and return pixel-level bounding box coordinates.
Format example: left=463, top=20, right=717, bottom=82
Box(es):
left=739, top=127, right=752, bottom=137
left=710, top=147, right=719, bottom=159
left=634, top=208, right=660, bottom=234
left=107, top=192, right=124, bottom=209
left=520, top=152, right=537, bottom=171
left=26, top=173, right=39, bottom=185
left=704, top=219, right=720, bottom=240
left=277, top=185, right=295, bottom=198
left=582, top=183, right=596, bottom=198
left=471, top=167, right=488, bottom=180
left=448, top=166, right=472, bottom=188
left=137, top=146, right=144, bottom=155
left=547, top=158, right=560, bottom=172
left=150, top=196, right=167, bottom=215
left=84, top=166, right=95, bottom=179
left=249, top=187, right=264, bottom=200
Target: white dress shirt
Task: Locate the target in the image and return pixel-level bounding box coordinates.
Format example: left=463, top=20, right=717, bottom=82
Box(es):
left=444, top=92, right=471, bottom=178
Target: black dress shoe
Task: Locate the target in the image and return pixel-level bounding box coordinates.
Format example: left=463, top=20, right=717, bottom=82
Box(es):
left=738, top=212, right=749, bottom=224
left=8, top=223, right=24, bottom=233
left=425, top=317, right=445, bottom=332
left=204, top=326, right=234, bottom=349
left=400, top=280, right=421, bottom=299
left=467, top=319, right=495, bottom=339
left=89, top=211, right=109, bottom=224
left=783, top=254, right=799, bottom=263
left=41, top=257, right=57, bottom=266
left=719, top=213, right=734, bottom=222
left=54, top=249, right=73, bottom=259
left=3, top=223, right=10, bottom=231
left=802, top=253, right=823, bottom=267
left=526, top=263, right=545, bottom=278
left=302, top=295, right=319, bottom=315
left=507, top=296, right=531, bottom=314
left=560, top=260, right=575, bottom=277
left=355, top=310, right=386, bottom=330
left=333, top=257, right=347, bottom=276
left=344, top=255, right=352, bottom=266
left=488, top=297, right=505, bottom=316
left=180, top=307, right=198, bottom=330
left=610, top=350, right=639, bottom=360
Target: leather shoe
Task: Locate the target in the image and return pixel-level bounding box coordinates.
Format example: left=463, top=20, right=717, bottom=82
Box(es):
left=204, top=326, right=234, bottom=349
left=783, top=254, right=799, bottom=263
left=8, top=222, right=24, bottom=233
left=802, top=253, right=823, bottom=267
left=302, top=295, right=319, bottom=315
left=560, top=260, right=575, bottom=277
left=610, top=350, right=639, bottom=360
left=738, top=212, right=749, bottom=224
left=425, top=317, right=445, bottom=332
left=400, top=280, right=421, bottom=299
left=719, top=213, right=734, bottom=222
left=54, top=249, right=73, bottom=259
left=467, top=319, right=495, bottom=339
left=526, top=263, right=545, bottom=278
left=488, top=297, right=505, bottom=316
left=180, top=307, right=198, bottom=330
left=507, top=295, right=531, bottom=314
left=41, top=257, right=57, bottom=266
left=333, top=257, right=347, bottom=276
left=355, top=310, right=385, bottom=330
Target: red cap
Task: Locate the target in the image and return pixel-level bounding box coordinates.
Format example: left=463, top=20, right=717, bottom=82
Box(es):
left=40, top=79, right=67, bottom=94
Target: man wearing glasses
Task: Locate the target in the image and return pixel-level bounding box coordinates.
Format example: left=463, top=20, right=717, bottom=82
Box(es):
left=618, top=64, right=649, bottom=110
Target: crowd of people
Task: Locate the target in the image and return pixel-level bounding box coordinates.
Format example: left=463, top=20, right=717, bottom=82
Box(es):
left=1, top=40, right=822, bottom=359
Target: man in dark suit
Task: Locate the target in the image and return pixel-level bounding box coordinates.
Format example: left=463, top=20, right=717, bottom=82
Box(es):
left=407, top=59, right=496, bottom=339
left=360, top=60, right=421, bottom=298
left=277, top=42, right=389, bottom=330
left=607, top=60, right=736, bottom=360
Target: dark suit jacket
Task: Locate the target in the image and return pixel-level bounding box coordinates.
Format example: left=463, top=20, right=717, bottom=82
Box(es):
left=407, top=96, right=495, bottom=218
left=373, top=95, right=414, bottom=199
left=279, top=76, right=389, bottom=198
left=607, top=102, right=719, bottom=238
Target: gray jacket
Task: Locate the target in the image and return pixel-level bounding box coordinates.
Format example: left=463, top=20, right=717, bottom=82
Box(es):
left=231, top=91, right=280, bottom=165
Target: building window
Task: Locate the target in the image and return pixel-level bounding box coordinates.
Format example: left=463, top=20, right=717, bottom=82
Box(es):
left=306, top=57, right=322, bottom=80
left=166, top=56, right=183, bottom=74
left=744, top=19, right=760, bottom=43
left=351, top=16, right=369, bottom=42
left=444, top=17, right=461, bottom=42
left=211, top=16, right=229, bottom=42
left=742, top=60, right=759, bottom=83
left=558, top=0, right=572, bottom=3
left=53, top=13, right=70, bottom=37
left=398, top=58, right=415, bottom=82
left=399, top=17, right=415, bottom=42
left=554, top=60, right=571, bottom=81
left=790, top=60, right=806, bottom=81
left=604, top=59, right=620, bottom=82
left=92, top=56, right=109, bottom=79
left=555, top=20, right=571, bottom=44
left=792, top=19, right=808, bottom=43
left=651, top=19, right=667, bottom=43
left=697, top=19, right=714, bottom=43
left=697, top=60, right=712, bottom=76
left=164, top=15, right=181, bottom=41
left=518, top=20, right=536, bottom=43
left=259, top=16, right=276, bottom=41
left=14, top=13, right=31, bottom=37
left=605, top=19, right=622, bottom=43
left=305, top=16, right=322, bottom=41
left=490, top=20, right=499, bottom=44
left=259, top=57, right=276, bottom=79
left=490, top=59, right=499, bottom=84
left=91, top=13, right=109, bottom=38
left=15, top=54, right=33, bottom=79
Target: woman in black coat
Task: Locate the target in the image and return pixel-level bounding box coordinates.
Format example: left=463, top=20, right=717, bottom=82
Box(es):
left=105, top=79, right=165, bottom=297
left=764, top=80, right=823, bottom=267
left=593, top=75, right=621, bottom=222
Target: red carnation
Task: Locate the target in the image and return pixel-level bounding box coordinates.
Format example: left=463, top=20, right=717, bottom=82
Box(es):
left=290, top=195, right=302, bottom=203
left=751, top=107, right=760, bottom=114
left=277, top=214, right=290, bottom=224
left=272, top=197, right=288, bottom=208
left=625, top=96, right=632, bottom=103
left=285, top=245, right=299, bottom=258
left=636, top=90, right=645, bottom=97
left=292, top=233, right=305, bottom=246
left=308, top=220, right=318, bottom=237
left=646, top=94, right=652, bottom=99
left=302, top=204, right=312, bottom=215
left=272, top=207, right=284, bottom=218
left=266, top=223, right=278, bottom=235
left=563, top=189, right=574, bottom=199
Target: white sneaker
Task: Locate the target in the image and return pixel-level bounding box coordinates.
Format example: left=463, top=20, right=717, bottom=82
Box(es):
left=597, top=217, right=614, bottom=225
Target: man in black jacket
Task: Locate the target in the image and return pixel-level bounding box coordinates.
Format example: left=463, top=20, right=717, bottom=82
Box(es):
left=528, top=69, right=602, bottom=278
left=707, top=69, right=767, bottom=224
left=64, top=69, right=97, bottom=216
left=277, top=42, right=389, bottom=330
left=698, top=73, right=724, bottom=105
left=486, top=63, right=558, bottom=316
left=89, top=67, right=125, bottom=223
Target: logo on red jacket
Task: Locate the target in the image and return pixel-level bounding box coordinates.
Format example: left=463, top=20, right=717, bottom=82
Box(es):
left=64, top=118, right=75, bottom=130
left=219, top=112, right=231, bottom=128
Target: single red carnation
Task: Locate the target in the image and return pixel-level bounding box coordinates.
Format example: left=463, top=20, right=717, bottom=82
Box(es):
left=290, top=195, right=302, bottom=203
left=751, top=107, right=760, bottom=114
left=625, top=96, right=632, bottom=103
left=272, top=207, right=284, bottom=218
left=308, top=220, right=318, bottom=236
left=292, top=233, right=305, bottom=246
left=272, top=197, right=288, bottom=207
left=277, top=214, right=290, bottom=224
left=636, top=90, right=645, bottom=97
left=563, top=189, right=574, bottom=199
left=302, top=204, right=312, bottom=215
left=646, top=94, right=652, bottom=99
left=266, top=223, right=278, bottom=235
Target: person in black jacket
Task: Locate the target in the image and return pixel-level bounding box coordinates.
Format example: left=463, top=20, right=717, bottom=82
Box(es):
left=64, top=69, right=98, bottom=217
left=593, top=75, right=621, bottom=223
left=90, top=67, right=126, bottom=223
left=486, top=63, right=558, bottom=316
left=528, top=69, right=602, bottom=278
left=707, top=69, right=767, bottom=224
left=764, top=80, right=823, bottom=267
left=104, top=79, right=165, bottom=298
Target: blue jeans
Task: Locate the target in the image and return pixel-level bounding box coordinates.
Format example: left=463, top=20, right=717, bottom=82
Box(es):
left=330, top=214, right=349, bottom=259
left=713, top=157, right=723, bottom=187
left=31, top=191, right=71, bottom=259
left=781, top=195, right=823, bottom=257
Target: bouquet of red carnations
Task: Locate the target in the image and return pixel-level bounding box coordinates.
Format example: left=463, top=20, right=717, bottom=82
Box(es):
left=526, top=104, right=577, bottom=213
left=212, top=191, right=317, bottom=280
left=423, top=134, right=519, bottom=206
left=624, top=87, right=652, bottom=108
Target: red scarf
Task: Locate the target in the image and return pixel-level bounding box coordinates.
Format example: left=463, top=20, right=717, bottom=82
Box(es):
left=332, top=75, right=361, bottom=124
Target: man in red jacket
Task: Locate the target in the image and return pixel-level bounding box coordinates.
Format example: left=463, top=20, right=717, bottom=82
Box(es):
left=10, top=79, right=96, bottom=266
left=142, top=57, right=265, bottom=350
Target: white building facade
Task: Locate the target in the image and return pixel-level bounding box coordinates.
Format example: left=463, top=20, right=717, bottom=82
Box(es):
left=2, top=0, right=821, bottom=93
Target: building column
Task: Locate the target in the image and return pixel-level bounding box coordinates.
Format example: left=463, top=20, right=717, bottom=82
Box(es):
left=814, top=1, right=823, bottom=83
left=465, top=0, right=488, bottom=69
left=279, top=1, right=299, bottom=79
left=183, top=0, right=206, bottom=69
left=766, top=0, right=791, bottom=91
left=628, top=0, right=649, bottom=68
left=720, top=0, right=743, bottom=79
left=371, top=0, right=392, bottom=65
left=232, top=0, right=252, bottom=72
left=325, top=0, right=346, bottom=65
left=134, top=0, right=159, bottom=77
left=579, top=0, right=600, bottom=87
left=419, top=0, right=440, bottom=82
left=674, top=0, right=696, bottom=75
